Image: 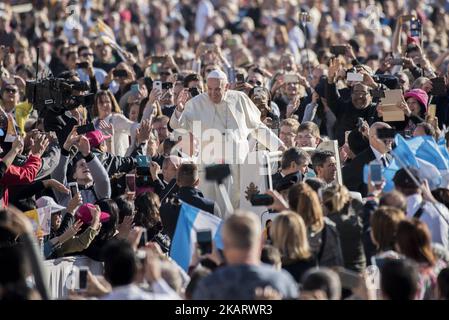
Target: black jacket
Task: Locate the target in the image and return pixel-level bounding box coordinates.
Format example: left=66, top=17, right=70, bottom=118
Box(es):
left=327, top=202, right=366, bottom=273
left=160, top=186, right=221, bottom=240
left=326, top=82, right=379, bottom=146
left=342, top=147, right=392, bottom=197
left=272, top=171, right=302, bottom=192
left=92, top=143, right=144, bottom=176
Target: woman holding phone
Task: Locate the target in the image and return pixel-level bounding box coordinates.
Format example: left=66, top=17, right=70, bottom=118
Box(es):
left=92, top=90, right=139, bottom=156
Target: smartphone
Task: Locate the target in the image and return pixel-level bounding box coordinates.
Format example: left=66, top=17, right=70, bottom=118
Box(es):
left=250, top=194, right=274, bottom=206
left=254, top=86, right=264, bottom=98
left=431, top=77, right=446, bottom=96
left=337, top=268, right=360, bottom=290
left=370, top=163, right=383, bottom=183
left=68, top=182, right=79, bottom=197
left=113, top=69, right=128, bottom=78
left=402, top=14, right=415, bottom=22
left=162, top=82, right=173, bottom=90
left=197, top=229, right=213, bottom=255
left=78, top=266, right=88, bottom=291
left=76, top=123, right=96, bottom=135
left=76, top=61, right=89, bottom=69
left=126, top=174, right=136, bottom=192
left=131, top=84, right=140, bottom=94
left=346, top=72, right=364, bottom=82
left=151, top=56, right=166, bottom=64
left=136, top=155, right=149, bottom=167
left=330, top=45, right=347, bottom=56
left=189, top=87, right=200, bottom=97
left=376, top=128, right=396, bottom=139
left=391, top=58, right=403, bottom=65
left=428, top=104, right=436, bottom=119
left=410, top=19, right=421, bottom=37
left=236, top=73, right=245, bottom=83
left=139, top=228, right=148, bottom=247
left=153, top=80, right=162, bottom=92
left=284, top=74, right=299, bottom=83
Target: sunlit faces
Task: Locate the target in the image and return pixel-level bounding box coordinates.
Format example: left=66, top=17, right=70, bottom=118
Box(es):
left=207, top=78, right=228, bottom=104
left=279, top=125, right=297, bottom=148
left=74, top=159, right=92, bottom=182
left=316, top=156, right=337, bottom=183
left=296, top=130, right=320, bottom=148
left=162, top=159, right=178, bottom=182
left=406, top=97, right=422, bottom=116
left=97, top=94, right=113, bottom=119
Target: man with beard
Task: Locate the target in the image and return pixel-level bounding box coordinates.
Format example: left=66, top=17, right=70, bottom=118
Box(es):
left=326, top=59, right=380, bottom=146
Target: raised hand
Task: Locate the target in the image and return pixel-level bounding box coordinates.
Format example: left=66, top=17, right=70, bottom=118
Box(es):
left=58, top=220, right=84, bottom=244
left=176, top=89, right=190, bottom=113
left=137, top=119, right=152, bottom=145
left=30, top=134, right=49, bottom=157
left=11, top=135, right=24, bottom=155
left=78, top=136, right=91, bottom=157
left=117, top=215, right=134, bottom=240
left=328, top=58, right=340, bottom=83
left=66, top=192, right=83, bottom=215
left=43, top=179, right=70, bottom=195
left=98, top=120, right=114, bottom=136
left=63, top=127, right=80, bottom=151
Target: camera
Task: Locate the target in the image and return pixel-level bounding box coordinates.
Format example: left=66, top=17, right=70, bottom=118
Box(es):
left=25, top=77, right=94, bottom=120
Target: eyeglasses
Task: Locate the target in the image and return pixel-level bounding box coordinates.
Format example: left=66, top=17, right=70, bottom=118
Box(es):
left=160, top=72, right=171, bottom=76
left=5, top=88, right=17, bottom=94
left=81, top=53, right=94, bottom=57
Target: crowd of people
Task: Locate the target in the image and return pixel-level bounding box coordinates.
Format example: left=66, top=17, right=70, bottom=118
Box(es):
left=2, top=0, right=449, bottom=301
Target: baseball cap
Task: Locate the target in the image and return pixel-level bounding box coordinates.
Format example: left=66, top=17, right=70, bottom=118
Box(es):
left=86, top=130, right=111, bottom=148
left=76, top=203, right=110, bottom=225
left=36, top=196, right=66, bottom=214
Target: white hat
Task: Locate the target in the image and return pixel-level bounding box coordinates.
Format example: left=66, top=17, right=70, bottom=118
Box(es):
left=207, top=69, right=228, bottom=81
left=36, top=196, right=66, bottom=214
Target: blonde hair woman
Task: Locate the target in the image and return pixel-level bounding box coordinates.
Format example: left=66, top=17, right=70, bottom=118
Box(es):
left=288, top=182, right=344, bottom=268
left=271, top=211, right=315, bottom=283
left=321, top=184, right=366, bottom=273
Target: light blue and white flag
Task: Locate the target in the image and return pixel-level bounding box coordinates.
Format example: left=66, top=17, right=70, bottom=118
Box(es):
left=170, top=203, right=223, bottom=271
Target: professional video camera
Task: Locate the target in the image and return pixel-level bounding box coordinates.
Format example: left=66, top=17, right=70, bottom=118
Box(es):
left=25, top=77, right=94, bottom=116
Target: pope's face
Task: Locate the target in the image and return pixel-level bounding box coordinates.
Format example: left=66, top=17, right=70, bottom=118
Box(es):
left=207, top=78, right=228, bottom=104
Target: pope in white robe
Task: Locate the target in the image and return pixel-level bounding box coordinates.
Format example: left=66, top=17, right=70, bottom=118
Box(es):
left=170, top=70, right=283, bottom=216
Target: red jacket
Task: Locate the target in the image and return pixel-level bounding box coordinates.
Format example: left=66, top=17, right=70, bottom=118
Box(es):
left=0, top=154, right=42, bottom=207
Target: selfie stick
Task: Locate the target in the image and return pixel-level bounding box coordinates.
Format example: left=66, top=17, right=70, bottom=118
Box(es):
left=392, top=152, right=449, bottom=226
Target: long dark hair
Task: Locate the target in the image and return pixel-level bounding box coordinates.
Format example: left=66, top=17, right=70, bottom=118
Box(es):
left=134, top=192, right=161, bottom=229
left=96, top=199, right=119, bottom=241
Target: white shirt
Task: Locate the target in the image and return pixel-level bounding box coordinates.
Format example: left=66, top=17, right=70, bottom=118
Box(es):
left=195, top=0, right=214, bottom=38
left=101, top=281, right=180, bottom=300
left=94, top=113, right=139, bottom=156
left=170, top=90, right=282, bottom=165
left=406, top=194, right=449, bottom=250
left=370, top=146, right=383, bottom=162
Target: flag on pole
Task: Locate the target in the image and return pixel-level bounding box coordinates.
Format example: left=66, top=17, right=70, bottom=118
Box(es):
left=170, top=203, right=223, bottom=271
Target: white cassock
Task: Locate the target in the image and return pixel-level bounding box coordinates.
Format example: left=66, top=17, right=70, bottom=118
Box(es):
left=170, top=90, right=282, bottom=216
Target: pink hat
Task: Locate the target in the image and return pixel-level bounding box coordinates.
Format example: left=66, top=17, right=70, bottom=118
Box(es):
left=86, top=130, right=111, bottom=148
left=76, top=203, right=110, bottom=225
left=404, top=89, right=429, bottom=112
